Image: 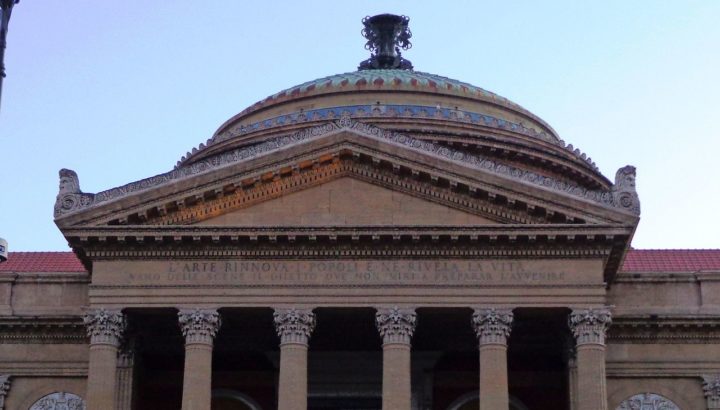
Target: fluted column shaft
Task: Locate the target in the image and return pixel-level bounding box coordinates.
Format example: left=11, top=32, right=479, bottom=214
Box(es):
left=376, top=307, right=416, bottom=410
left=179, top=309, right=221, bottom=410
left=472, top=308, right=513, bottom=410
left=274, top=308, right=316, bottom=410
left=84, top=309, right=126, bottom=410
left=569, top=307, right=611, bottom=410
left=115, top=346, right=135, bottom=410
left=567, top=349, right=578, bottom=410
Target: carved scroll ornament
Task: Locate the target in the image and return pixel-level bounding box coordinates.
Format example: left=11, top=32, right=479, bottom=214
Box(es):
left=178, top=308, right=221, bottom=345
left=54, top=169, right=95, bottom=218
left=612, top=165, right=640, bottom=215
left=83, top=308, right=126, bottom=346
left=376, top=306, right=417, bottom=345
left=29, top=392, right=86, bottom=410
left=569, top=307, right=612, bottom=346
left=472, top=308, right=514, bottom=346
left=615, top=393, right=680, bottom=410
left=273, top=308, right=316, bottom=346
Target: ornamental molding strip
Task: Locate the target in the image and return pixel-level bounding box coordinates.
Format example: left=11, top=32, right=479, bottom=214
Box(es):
left=0, top=375, right=9, bottom=410
left=178, top=308, right=221, bottom=345
left=273, top=308, right=316, bottom=346
left=609, top=316, right=720, bottom=344
left=29, top=392, right=86, bottom=410
left=569, top=307, right=612, bottom=346
left=140, top=159, right=557, bottom=226
left=376, top=306, right=417, bottom=345
left=81, top=244, right=612, bottom=261
left=0, top=318, right=86, bottom=344
left=55, top=115, right=639, bottom=219
left=472, top=308, right=514, bottom=346
left=704, top=374, right=720, bottom=409
left=214, top=103, right=562, bottom=147
left=615, top=393, right=680, bottom=410
left=83, top=308, right=126, bottom=347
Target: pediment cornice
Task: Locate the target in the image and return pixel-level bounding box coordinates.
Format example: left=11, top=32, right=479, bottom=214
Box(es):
left=54, top=115, right=640, bottom=229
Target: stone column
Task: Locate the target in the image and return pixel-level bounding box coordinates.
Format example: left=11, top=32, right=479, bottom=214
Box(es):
left=569, top=307, right=612, bottom=410
left=703, top=374, right=720, bottom=410
left=567, top=346, right=578, bottom=410
left=115, top=344, right=135, bottom=410
left=178, top=309, right=221, bottom=410
left=472, top=308, right=513, bottom=410
left=84, top=309, right=126, bottom=410
left=376, top=306, right=417, bottom=410
left=273, top=308, right=316, bottom=410
left=0, top=375, right=10, bottom=410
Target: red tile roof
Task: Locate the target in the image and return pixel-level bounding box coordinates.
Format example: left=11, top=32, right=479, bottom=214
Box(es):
left=0, top=250, right=719, bottom=274
left=621, top=249, right=720, bottom=273
left=0, top=252, right=87, bottom=273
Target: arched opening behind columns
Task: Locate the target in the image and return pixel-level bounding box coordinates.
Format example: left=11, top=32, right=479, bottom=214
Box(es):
left=446, top=390, right=530, bottom=410
left=211, top=388, right=263, bottom=410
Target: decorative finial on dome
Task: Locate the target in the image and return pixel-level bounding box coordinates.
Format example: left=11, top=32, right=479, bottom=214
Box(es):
left=358, top=14, right=413, bottom=70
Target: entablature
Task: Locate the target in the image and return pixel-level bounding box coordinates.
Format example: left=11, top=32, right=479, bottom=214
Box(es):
left=0, top=316, right=86, bottom=344
left=64, top=224, right=632, bottom=283
left=609, top=315, right=720, bottom=344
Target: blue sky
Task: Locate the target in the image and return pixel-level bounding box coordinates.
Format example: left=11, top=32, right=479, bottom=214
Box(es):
left=1, top=1, right=718, bottom=251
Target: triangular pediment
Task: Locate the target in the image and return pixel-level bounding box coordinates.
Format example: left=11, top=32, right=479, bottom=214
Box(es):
left=54, top=117, right=640, bottom=283
left=54, top=117, right=639, bottom=229
left=195, top=177, right=497, bottom=227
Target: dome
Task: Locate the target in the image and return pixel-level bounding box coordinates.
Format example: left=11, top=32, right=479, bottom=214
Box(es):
left=177, top=18, right=609, bottom=191
left=212, top=69, right=559, bottom=142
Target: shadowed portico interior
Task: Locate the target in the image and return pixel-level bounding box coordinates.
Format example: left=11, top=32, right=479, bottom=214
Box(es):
left=123, top=307, right=571, bottom=410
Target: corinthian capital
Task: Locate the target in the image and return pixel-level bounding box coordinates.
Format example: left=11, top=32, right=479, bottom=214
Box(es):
left=178, top=309, right=221, bottom=345
left=273, top=308, right=316, bottom=346
left=472, top=308, right=514, bottom=346
left=569, top=307, right=612, bottom=346
left=0, top=375, right=10, bottom=410
left=704, top=374, right=720, bottom=409
left=375, top=306, right=417, bottom=345
left=83, top=308, right=126, bottom=346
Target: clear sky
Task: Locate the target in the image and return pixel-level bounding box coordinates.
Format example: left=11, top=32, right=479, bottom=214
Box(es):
left=1, top=1, right=718, bottom=251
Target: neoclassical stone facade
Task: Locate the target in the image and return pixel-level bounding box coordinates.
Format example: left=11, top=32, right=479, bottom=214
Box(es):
left=1, top=13, right=720, bottom=410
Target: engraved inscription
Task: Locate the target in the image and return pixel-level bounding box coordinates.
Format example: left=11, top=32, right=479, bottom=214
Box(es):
left=100, top=259, right=595, bottom=287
